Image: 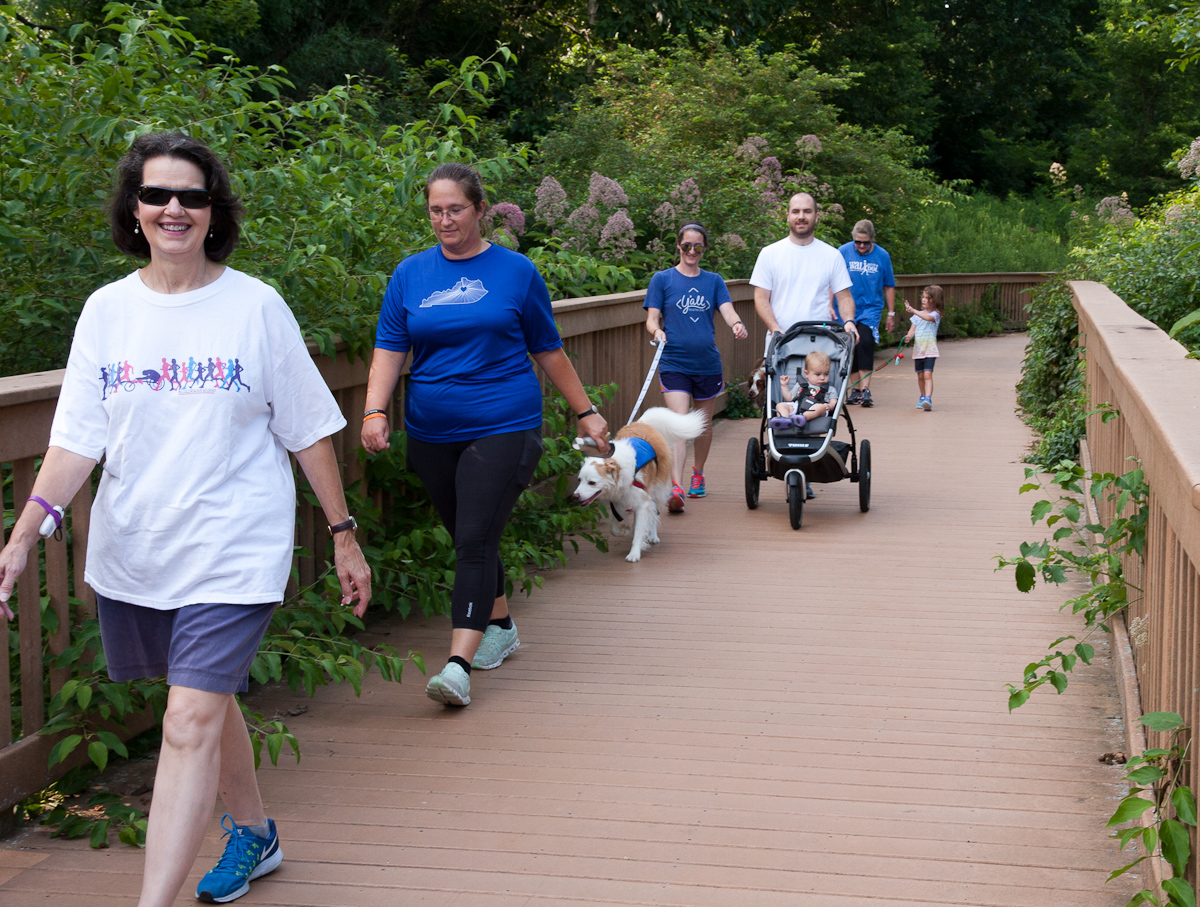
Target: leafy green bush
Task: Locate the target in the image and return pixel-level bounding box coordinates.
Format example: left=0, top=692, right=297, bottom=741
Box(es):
left=0, top=4, right=630, bottom=376
left=498, top=35, right=946, bottom=283
left=1018, top=185, right=1200, bottom=465
left=905, top=193, right=1076, bottom=273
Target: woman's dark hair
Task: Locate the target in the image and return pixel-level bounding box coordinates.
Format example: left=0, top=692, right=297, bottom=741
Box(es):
left=109, top=132, right=244, bottom=262
left=676, top=222, right=709, bottom=244
left=424, top=163, right=486, bottom=210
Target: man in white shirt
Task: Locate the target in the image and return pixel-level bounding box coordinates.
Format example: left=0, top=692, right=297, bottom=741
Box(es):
left=750, top=192, right=858, bottom=340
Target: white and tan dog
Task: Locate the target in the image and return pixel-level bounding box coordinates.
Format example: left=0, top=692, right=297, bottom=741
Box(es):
left=573, top=407, right=708, bottom=562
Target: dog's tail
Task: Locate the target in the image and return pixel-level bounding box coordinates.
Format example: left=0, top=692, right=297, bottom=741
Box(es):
left=636, top=406, right=708, bottom=446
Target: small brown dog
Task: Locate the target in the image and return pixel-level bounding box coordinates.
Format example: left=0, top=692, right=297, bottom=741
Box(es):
left=747, top=358, right=768, bottom=400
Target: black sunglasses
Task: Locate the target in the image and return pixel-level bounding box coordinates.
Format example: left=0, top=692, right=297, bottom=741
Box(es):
left=137, top=185, right=212, bottom=209
left=678, top=242, right=706, bottom=253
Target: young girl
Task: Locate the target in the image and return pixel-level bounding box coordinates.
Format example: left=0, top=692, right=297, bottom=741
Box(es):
left=904, top=285, right=943, bottom=411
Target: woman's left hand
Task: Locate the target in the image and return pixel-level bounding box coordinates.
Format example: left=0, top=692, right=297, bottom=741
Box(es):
left=732, top=321, right=748, bottom=340
left=333, top=534, right=372, bottom=618
left=578, top=411, right=611, bottom=456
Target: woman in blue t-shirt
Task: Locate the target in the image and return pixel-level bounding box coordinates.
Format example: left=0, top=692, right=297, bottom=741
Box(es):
left=362, top=163, right=608, bottom=708
left=644, top=223, right=748, bottom=512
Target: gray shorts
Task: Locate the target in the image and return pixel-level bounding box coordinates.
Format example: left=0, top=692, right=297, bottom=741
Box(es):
left=97, top=595, right=278, bottom=695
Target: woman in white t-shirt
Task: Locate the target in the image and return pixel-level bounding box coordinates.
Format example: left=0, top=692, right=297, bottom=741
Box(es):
left=0, top=133, right=370, bottom=907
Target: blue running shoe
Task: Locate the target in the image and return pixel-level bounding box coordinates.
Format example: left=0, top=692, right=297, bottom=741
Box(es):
left=196, top=815, right=282, bottom=903
left=687, top=469, right=706, bottom=498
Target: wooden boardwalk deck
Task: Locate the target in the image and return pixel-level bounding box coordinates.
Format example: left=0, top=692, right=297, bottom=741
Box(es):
left=1, top=333, right=1144, bottom=905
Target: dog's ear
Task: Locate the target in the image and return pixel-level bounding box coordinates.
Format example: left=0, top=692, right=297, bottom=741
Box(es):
left=599, top=459, right=620, bottom=479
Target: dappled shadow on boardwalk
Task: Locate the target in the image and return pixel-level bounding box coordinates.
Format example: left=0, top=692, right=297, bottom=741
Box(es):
left=2, top=334, right=1143, bottom=905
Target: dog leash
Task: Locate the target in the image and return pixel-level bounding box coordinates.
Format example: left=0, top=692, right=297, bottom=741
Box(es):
left=847, top=337, right=908, bottom=389
left=628, top=339, right=666, bottom=426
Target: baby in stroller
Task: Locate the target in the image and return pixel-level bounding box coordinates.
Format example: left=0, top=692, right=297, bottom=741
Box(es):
left=769, top=350, right=836, bottom=431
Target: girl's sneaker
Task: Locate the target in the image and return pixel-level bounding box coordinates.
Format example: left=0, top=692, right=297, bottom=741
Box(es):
left=668, top=482, right=685, bottom=512
left=915, top=397, right=924, bottom=409
left=688, top=469, right=706, bottom=497
left=922, top=396, right=932, bottom=411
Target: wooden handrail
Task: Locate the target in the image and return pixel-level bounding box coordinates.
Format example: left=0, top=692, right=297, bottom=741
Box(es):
left=1072, top=278, right=1200, bottom=884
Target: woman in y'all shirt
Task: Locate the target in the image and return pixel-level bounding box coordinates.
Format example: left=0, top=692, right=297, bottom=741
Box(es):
left=644, top=223, right=748, bottom=512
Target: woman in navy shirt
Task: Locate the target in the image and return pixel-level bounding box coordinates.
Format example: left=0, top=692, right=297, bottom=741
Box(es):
left=644, top=223, right=748, bottom=511
left=362, top=163, right=608, bottom=707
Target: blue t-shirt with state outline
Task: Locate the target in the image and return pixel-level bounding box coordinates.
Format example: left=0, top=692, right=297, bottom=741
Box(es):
left=642, top=267, right=732, bottom=375
left=836, top=242, right=895, bottom=342
left=375, top=244, right=562, bottom=443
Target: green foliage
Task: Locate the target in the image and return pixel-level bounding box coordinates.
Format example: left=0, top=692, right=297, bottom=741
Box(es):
left=516, top=36, right=945, bottom=282
left=923, top=0, right=1098, bottom=195
left=716, top=379, right=758, bottom=421
left=1107, top=712, right=1197, bottom=907
left=996, top=454, right=1147, bottom=711
left=1069, top=0, right=1200, bottom=205
left=0, top=5, right=632, bottom=377
left=904, top=193, right=1075, bottom=273
left=761, top=0, right=938, bottom=144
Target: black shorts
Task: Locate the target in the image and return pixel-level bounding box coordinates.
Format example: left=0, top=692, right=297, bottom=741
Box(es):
left=914, top=357, right=937, bottom=373
left=851, top=332, right=876, bottom=373
left=659, top=371, right=724, bottom=401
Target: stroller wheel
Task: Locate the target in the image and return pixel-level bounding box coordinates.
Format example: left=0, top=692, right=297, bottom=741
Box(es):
left=787, top=472, right=803, bottom=530
left=858, top=439, right=871, bottom=512
left=745, top=437, right=762, bottom=509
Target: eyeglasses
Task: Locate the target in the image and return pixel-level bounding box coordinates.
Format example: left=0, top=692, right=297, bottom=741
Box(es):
left=853, top=239, right=873, bottom=247
left=679, top=242, right=706, bottom=253
left=427, top=205, right=474, bottom=221
left=138, top=185, right=212, bottom=209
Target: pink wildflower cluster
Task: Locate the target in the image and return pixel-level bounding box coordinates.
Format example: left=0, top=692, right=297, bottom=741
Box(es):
left=484, top=202, right=526, bottom=238
left=646, top=237, right=666, bottom=256
left=755, top=156, right=786, bottom=208
left=735, top=135, right=770, bottom=163
left=588, top=173, right=628, bottom=208
left=1096, top=194, right=1135, bottom=226
left=563, top=203, right=601, bottom=250
left=599, top=209, right=637, bottom=260
left=534, top=177, right=569, bottom=226
left=1180, top=137, right=1200, bottom=180
left=718, top=233, right=747, bottom=251
left=670, top=178, right=702, bottom=220
left=796, top=134, right=823, bottom=158
left=1049, top=162, right=1067, bottom=186
left=651, top=201, right=677, bottom=233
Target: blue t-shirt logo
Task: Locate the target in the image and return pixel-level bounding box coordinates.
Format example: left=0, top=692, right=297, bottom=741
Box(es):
left=677, top=289, right=710, bottom=321
left=420, top=277, right=488, bottom=307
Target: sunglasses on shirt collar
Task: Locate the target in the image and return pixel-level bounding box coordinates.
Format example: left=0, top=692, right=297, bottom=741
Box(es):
left=137, top=185, right=213, bottom=209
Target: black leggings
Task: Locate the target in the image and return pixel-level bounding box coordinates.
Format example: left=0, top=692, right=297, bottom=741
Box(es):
left=406, top=429, right=543, bottom=631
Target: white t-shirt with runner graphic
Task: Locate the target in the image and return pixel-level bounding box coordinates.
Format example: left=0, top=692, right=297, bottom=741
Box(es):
left=49, top=267, right=345, bottom=610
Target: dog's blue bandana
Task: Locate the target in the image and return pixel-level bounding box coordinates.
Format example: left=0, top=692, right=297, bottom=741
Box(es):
left=628, top=437, right=657, bottom=471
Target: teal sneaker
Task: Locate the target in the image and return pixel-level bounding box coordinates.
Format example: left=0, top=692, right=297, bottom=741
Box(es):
left=425, top=662, right=471, bottom=706
left=687, top=469, right=706, bottom=498
left=196, top=815, right=282, bottom=903
left=472, top=621, right=520, bottom=670
left=922, top=396, right=932, bottom=411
